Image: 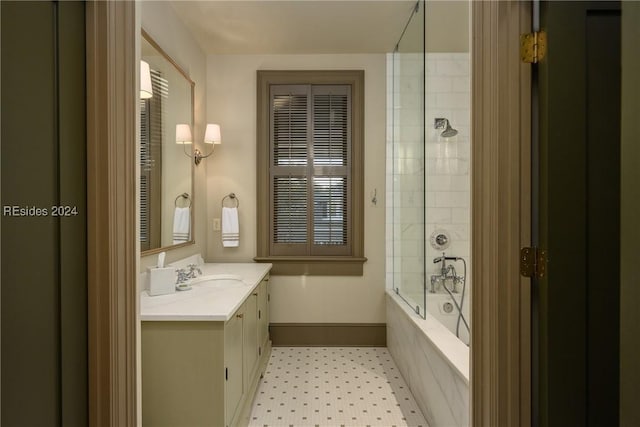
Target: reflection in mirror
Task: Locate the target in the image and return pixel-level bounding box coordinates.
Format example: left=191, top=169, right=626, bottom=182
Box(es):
left=140, top=30, right=195, bottom=254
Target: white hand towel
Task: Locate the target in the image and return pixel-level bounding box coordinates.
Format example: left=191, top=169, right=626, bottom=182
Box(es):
left=172, top=207, right=190, bottom=244
left=222, top=207, right=240, bottom=247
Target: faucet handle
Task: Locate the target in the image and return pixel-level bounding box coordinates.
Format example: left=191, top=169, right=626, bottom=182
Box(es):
left=187, top=263, right=202, bottom=275
left=175, top=268, right=188, bottom=284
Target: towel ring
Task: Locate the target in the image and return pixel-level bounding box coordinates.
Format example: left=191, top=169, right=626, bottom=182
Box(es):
left=174, top=192, right=192, bottom=208
left=221, top=193, right=239, bottom=208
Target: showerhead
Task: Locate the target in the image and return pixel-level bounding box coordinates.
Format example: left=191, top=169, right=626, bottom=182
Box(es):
left=441, top=123, right=458, bottom=138
left=441, top=124, right=458, bottom=138
left=434, top=118, right=458, bottom=138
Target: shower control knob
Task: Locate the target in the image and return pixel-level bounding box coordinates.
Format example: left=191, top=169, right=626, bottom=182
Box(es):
left=430, top=229, right=451, bottom=250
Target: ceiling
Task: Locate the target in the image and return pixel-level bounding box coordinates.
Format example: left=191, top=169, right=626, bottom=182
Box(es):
left=169, top=1, right=417, bottom=54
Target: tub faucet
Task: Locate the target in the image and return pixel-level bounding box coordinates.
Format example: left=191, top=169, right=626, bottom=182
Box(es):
left=432, top=253, right=462, bottom=293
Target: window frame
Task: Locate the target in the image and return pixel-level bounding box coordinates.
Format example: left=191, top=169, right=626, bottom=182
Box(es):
left=255, top=70, right=366, bottom=275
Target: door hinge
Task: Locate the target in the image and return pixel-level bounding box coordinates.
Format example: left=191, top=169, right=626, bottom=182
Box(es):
left=520, top=31, right=547, bottom=63
left=520, top=247, right=547, bottom=278
left=225, top=367, right=228, bottom=381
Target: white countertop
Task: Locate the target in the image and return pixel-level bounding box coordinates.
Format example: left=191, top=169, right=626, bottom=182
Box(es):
left=140, top=263, right=272, bottom=322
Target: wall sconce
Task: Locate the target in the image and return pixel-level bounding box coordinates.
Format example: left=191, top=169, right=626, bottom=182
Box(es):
left=175, top=124, right=193, bottom=144
left=140, top=60, right=153, bottom=99
left=175, top=124, right=194, bottom=161
left=194, top=123, right=222, bottom=165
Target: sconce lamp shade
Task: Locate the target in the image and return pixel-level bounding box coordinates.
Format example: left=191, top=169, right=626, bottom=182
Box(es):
left=204, top=124, right=222, bottom=145
left=140, top=60, right=153, bottom=99
left=175, top=124, right=193, bottom=144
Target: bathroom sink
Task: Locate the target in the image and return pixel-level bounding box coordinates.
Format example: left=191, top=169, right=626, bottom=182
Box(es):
left=190, top=274, right=247, bottom=289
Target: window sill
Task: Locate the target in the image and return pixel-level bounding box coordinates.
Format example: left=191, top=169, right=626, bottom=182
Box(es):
left=253, top=256, right=367, bottom=276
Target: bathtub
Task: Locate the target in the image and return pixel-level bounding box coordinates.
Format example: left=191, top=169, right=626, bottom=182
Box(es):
left=386, top=290, right=469, bottom=427
left=426, top=293, right=470, bottom=346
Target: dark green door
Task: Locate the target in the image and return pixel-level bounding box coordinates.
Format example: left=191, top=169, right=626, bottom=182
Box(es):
left=1, top=2, right=87, bottom=426
left=535, top=2, right=621, bottom=426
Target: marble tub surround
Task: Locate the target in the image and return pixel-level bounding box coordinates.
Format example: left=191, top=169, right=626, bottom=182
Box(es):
left=387, top=291, right=469, bottom=427
left=140, top=262, right=271, bottom=321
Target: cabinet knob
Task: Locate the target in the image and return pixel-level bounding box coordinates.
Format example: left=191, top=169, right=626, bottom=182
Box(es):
left=252, top=292, right=258, bottom=296
left=236, top=313, right=244, bottom=319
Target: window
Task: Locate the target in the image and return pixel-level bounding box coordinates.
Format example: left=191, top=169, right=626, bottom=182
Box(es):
left=256, top=71, right=366, bottom=275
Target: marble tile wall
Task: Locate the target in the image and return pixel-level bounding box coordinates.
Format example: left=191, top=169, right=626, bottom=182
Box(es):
left=386, top=292, right=469, bottom=427
left=424, top=54, right=471, bottom=342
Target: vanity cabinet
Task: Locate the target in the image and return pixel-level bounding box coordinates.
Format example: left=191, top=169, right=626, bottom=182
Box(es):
left=243, top=291, right=258, bottom=393
left=224, top=309, right=244, bottom=426
left=257, top=277, right=269, bottom=354
left=142, top=275, right=271, bottom=427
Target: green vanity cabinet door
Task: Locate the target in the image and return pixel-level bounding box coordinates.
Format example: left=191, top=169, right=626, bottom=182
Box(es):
left=257, top=278, right=270, bottom=352
left=244, top=293, right=259, bottom=391
left=224, top=311, right=244, bottom=427
left=141, top=322, right=225, bottom=427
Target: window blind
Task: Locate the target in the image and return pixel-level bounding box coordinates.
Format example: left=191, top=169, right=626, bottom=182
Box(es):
left=269, top=84, right=351, bottom=256
left=273, top=93, right=308, bottom=166
left=273, top=176, right=308, bottom=243
left=139, top=69, right=167, bottom=250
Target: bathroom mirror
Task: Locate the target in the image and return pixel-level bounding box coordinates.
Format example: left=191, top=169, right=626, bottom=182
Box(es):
left=140, top=30, right=195, bottom=254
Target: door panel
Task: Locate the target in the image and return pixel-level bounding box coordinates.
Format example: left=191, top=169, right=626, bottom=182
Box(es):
left=58, top=2, right=88, bottom=425
left=1, top=2, right=87, bottom=426
left=225, top=312, right=244, bottom=426
left=244, top=294, right=259, bottom=388
left=585, top=12, right=621, bottom=426
left=258, top=280, right=269, bottom=350
left=536, top=2, right=621, bottom=426
left=620, top=4, right=640, bottom=425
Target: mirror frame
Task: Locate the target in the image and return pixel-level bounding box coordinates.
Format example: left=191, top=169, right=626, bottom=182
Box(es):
left=140, top=29, right=196, bottom=256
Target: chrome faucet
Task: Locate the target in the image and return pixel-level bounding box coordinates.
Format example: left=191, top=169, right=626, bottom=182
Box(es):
left=431, top=253, right=463, bottom=293
left=186, top=263, right=202, bottom=279
left=175, top=268, right=190, bottom=284
left=175, top=264, right=202, bottom=285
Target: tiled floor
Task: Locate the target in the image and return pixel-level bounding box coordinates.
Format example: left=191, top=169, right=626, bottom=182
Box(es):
left=248, top=347, right=429, bottom=427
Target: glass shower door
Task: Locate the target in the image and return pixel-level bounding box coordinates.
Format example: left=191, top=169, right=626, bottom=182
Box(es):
left=391, top=1, right=426, bottom=317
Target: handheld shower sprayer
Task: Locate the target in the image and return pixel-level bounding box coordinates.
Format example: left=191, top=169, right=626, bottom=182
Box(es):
left=433, top=253, right=461, bottom=263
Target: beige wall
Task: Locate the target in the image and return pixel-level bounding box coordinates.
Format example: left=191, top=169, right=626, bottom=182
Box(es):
left=139, top=1, right=208, bottom=271
left=426, top=1, right=469, bottom=53
left=620, top=2, right=640, bottom=425
left=205, top=54, right=387, bottom=323
left=399, top=1, right=469, bottom=54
